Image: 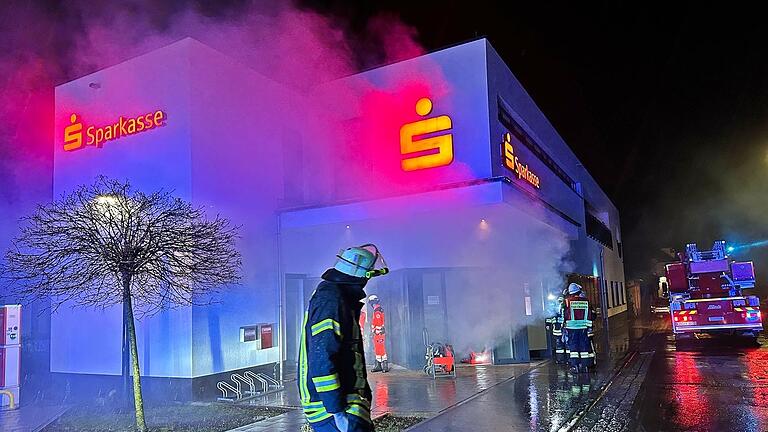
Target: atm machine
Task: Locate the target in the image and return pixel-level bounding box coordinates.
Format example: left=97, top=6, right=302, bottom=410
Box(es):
left=0, top=305, right=21, bottom=408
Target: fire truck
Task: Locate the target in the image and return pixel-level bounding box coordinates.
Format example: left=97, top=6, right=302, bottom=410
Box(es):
left=665, top=241, right=762, bottom=343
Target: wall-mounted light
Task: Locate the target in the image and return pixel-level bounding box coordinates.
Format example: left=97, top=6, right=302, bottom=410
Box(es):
left=345, top=225, right=351, bottom=229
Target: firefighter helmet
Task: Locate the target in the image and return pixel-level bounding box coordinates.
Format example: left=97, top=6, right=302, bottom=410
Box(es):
left=334, top=244, right=390, bottom=279
left=334, top=246, right=376, bottom=278
left=368, top=295, right=380, bottom=304
left=568, top=283, right=583, bottom=295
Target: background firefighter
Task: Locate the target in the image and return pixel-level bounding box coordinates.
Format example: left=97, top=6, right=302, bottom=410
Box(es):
left=298, top=245, right=389, bottom=432
left=368, top=295, right=389, bottom=373
left=562, top=283, right=595, bottom=373
left=580, top=290, right=598, bottom=367
left=545, top=296, right=567, bottom=364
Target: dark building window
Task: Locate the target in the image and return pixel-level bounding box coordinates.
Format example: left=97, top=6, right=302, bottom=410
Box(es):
left=619, top=282, right=624, bottom=305
left=585, top=202, right=613, bottom=249
left=497, top=98, right=578, bottom=192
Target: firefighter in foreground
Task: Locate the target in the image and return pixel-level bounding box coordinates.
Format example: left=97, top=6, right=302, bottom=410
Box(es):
left=562, top=283, right=595, bottom=373
left=298, top=244, right=389, bottom=432
left=368, top=295, right=389, bottom=373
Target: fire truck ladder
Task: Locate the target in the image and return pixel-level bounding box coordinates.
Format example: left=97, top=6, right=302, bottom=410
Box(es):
left=686, top=241, right=727, bottom=261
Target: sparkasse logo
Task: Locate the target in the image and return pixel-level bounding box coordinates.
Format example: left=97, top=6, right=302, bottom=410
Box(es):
left=63, top=110, right=167, bottom=152
left=400, top=97, right=454, bottom=171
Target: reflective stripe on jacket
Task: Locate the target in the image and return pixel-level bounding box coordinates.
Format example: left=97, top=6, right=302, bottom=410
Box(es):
left=563, top=296, right=592, bottom=330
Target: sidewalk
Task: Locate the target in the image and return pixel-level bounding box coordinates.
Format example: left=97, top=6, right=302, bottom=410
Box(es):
left=233, top=314, right=646, bottom=432
left=406, top=315, right=658, bottom=432
left=572, top=351, right=653, bottom=432
left=233, top=362, right=541, bottom=431
left=0, top=403, right=69, bottom=432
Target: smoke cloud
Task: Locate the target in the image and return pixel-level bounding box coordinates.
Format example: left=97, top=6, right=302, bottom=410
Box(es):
left=1, top=0, right=578, bottom=403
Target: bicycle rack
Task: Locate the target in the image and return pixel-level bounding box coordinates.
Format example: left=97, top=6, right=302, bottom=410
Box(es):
left=244, top=370, right=283, bottom=392
left=216, top=381, right=241, bottom=402
left=216, top=370, right=285, bottom=402
left=231, top=373, right=258, bottom=396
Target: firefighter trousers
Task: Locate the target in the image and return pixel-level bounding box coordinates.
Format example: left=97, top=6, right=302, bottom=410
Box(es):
left=310, top=414, right=374, bottom=432
left=553, top=334, right=567, bottom=363
left=565, top=328, right=594, bottom=368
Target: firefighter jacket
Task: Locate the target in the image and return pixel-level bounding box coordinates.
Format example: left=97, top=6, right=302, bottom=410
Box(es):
left=298, top=268, right=372, bottom=425
left=371, top=304, right=385, bottom=334
left=562, top=295, right=595, bottom=330
left=545, top=312, right=564, bottom=336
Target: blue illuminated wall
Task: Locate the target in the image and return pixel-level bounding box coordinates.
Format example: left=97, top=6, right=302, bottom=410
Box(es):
left=54, top=40, right=194, bottom=377
left=53, top=39, right=287, bottom=378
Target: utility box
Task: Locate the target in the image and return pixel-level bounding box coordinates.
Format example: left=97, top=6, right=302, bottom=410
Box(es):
left=240, top=325, right=261, bottom=349
left=0, top=345, right=21, bottom=388
left=239, top=323, right=274, bottom=350
left=0, top=305, right=21, bottom=346
left=260, top=323, right=274, bottom=349
left=0, top=305, right=21, bottom=408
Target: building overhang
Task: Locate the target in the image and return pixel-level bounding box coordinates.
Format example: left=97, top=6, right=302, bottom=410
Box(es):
left=279, top=177, right=579, bottom=239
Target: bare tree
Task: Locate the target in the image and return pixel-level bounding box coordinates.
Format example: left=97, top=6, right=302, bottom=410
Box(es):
left=1, top=177, right=241, bottom=432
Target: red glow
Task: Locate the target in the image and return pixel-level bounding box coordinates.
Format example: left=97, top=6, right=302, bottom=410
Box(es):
left=374, top=379, right=389, bottom=412
left=469, top=350, right=492, bottom=365
left=672, top=354, right=707, bottom=429
left=353, top=74, right=474, bottom=202
left=743, top=347, right=768, bottom=430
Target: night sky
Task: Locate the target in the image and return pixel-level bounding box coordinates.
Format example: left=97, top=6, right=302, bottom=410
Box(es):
left=2, top=1, right=767, bottom=281
left=301, top=1, right=768, bottom=280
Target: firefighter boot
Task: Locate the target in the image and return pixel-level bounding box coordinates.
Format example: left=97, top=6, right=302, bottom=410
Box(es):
left=371, top=361, right=383, bottom=372
left=382, top=361, right=390, bottom=373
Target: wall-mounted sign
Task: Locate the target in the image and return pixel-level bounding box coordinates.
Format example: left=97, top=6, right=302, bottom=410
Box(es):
left=502, top=132, right=540, bottom=189
left=400, top=98, right=453, bottom=171
left=64, top=110, right=167, bottom=152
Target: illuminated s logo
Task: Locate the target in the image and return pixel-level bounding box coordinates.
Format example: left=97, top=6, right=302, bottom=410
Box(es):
left=400, top=97, right=454, bottom=171
left=503, top=133, right=540, bottom=189
left=62, top=110, right=167, bottom=152
left=64, top=114, right=84, bottom=151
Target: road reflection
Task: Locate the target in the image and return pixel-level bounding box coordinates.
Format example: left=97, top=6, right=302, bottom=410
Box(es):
left=646, top=332, right=768, bottom=431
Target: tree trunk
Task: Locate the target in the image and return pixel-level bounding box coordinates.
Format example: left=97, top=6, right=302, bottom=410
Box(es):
left=123, top=275, right=147, bottom=432
left=122, top=288, right=130, bottom=403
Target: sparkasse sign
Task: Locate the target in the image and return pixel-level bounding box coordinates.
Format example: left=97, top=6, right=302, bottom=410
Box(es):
left=64, top=110, right=167, bottom=151
left=502, top=132, right=541, bottom=189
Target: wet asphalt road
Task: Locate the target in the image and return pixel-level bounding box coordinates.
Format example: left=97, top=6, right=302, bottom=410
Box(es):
left=638, top=315, right=768, bottom=432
